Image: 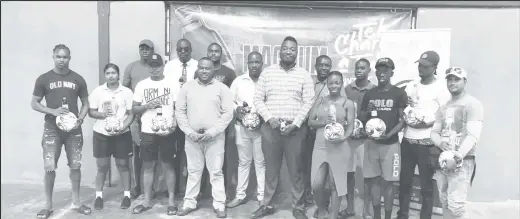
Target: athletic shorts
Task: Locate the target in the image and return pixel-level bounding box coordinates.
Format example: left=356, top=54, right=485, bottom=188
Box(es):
left=41, top=122, right=83, bottom=171
left=93, top=131, right=133, bottom=159
left=363, top=139, right=401, bottom=181
left=347, top=143, right=365, bottom=172
left=140, top=132, right=176, bottom=162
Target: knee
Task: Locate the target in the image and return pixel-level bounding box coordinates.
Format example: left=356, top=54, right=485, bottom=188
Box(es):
left=97, top=164, right=110, bottom=173
left=116, top=162, right=129, bottom=172
left=142, top=161, right=156, bottom=172
left=447, top=199, right=466, bottom=217
left=238, top=157, right=252, bottom=167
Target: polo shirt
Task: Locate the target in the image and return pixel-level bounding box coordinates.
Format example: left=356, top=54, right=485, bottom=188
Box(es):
left=89, top=83, right=134, bottom=135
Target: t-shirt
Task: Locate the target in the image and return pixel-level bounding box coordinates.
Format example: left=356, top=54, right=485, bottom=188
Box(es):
left=213, top=65, right=237, bottom=87
left=361, top=86, right=408, bottom=144
left=89, top=83, right=134, bottom=136
left=345, top=80, right=376, bottom=147
left=33, top=70, right=89, bottom=128
left=133, top=76, right=179, bottom=134
left=403, top=79, right=451, bottom=140
left=123, top=60, right=152, bottom=91
left=433, top=94, right=483, bottom=156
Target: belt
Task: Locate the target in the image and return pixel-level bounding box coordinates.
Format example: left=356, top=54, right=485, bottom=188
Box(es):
left=464, top=155, right=475, bottom=160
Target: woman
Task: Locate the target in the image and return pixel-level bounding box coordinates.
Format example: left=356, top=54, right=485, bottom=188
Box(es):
left=308, top=71, right=355, bottom=219
left=88, top=63, right=135, bottom=210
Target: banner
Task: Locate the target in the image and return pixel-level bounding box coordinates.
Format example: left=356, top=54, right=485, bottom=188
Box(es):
left=169, top=4, right=413, bottom=85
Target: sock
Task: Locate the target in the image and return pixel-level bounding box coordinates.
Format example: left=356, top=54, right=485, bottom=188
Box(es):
left=385, top=210, right=392, bottom=219
left=373, top=204, right=382, bottom=219
left=124, top=191, right=131, bottom=198
left=96, top=191, right=103, bottom=198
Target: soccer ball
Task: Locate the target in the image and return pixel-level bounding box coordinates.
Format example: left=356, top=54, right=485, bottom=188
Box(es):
left=242, top=112, right=262, bottom=131
left=104, top=116, right=123, bottom=135
left=351, top=119, right=366, bottom=138
left=439, top=150, right=462, bottom=170
left=324, top=122, right=345, bottom=141
left=365, top=118, right=386, bottom=138
left=404, top=106, right=436, bottom=125
left=152, top=116, right=175, bottom=136
left=56, top=112, right=78, bottom=132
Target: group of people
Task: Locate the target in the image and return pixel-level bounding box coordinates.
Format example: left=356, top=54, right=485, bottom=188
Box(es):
left=32, top=35, right=483, bottom=219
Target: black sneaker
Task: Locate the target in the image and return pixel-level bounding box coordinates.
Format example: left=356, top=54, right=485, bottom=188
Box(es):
left=251, top=205, right=275, bottom=219
left=120, top=196, right=131, bottom=209
left=94, top=197, right=103, bottom=210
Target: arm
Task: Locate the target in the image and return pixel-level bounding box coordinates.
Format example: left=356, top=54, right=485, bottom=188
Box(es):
left=122, top=63, right=133, bottom=89
left=457, top=100, right=484, bottom=157
left=344, top=100, right=355, bottom=137
left=175, top=87, right=196, bottom=136
left=229, top=79, right=239, bottom=111
left=430, top=109, right=444, bottom=147
left=31, top=77, right=58, bottom=115
left=121, top=91, right=135, bottom=129
left=253, top=74, right=273, bottom=121
left=131, top=83, right=150, bottom=115
left=358, top=92, right=371, bottom=123
left=88, top=90, right=107, bottom=119
left=206, top=86, right=235, bottom=138
left=307, top=97, right=325, bottom=129
left=385, top=90, right=409, bottom=137
left=77, top=78, right=90, bottom=121
left=293, top=75, right=316, bottom=128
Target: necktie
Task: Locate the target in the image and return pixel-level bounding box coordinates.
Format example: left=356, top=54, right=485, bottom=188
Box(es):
left=180, top=62, right=187, bottom=86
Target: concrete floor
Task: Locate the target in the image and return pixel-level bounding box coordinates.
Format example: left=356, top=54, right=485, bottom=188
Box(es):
left=1, top=183, right=447, bottom=219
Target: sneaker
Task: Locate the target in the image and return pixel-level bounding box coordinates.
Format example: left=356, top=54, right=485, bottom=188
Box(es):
left=252, top=205, right=275, bottom=219
left=120, top=196, right=131, bottom=209
left=214, top=208, right=227, bottom=218
left=293, top=209, right=308, bottom=219
left=226, top=198, right=246, bottom=208
left=94, top=197, right=103, bottom=210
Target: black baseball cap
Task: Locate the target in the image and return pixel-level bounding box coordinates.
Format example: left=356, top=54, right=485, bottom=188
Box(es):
left=375, top=57, right=395, bottom=70
left=415, top=51, right=440, bottom=66
left=139, top=39, right=154, bottom=48
left=148, top=53, right=163, bottom=66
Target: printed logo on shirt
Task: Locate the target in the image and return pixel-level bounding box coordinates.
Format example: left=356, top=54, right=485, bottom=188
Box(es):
left=143, top=87, right=171, bottom=105
left=214, top=75, right=226, bottom=82
left=440, top=106, right=467, bottom=149
left=49, top=81, right=77, bottom=90
left=368, top=99, right=394, bottom=111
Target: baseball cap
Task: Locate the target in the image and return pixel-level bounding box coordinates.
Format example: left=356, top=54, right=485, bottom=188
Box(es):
left=375, top=57, right=395, bottom=70
left=148, top=53, right=163, bottom=66
left=445, top=67, right=467, bottom=79
left=415, top=51, right=440, bottom=66
left=139, top=39, right=154, bottom=48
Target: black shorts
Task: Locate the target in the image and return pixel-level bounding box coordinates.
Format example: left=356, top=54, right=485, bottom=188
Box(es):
left=140, top=132, right=176, bottom=162
left=93, top=131, right=133, bottom=159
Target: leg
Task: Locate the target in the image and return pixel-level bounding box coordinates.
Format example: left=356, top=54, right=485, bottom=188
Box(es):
left=343, top=143, right=361, bottom=216
left=312, top=163, right=329, bottom=219
left=158, top=134, right=177, bottom=208
left=364, top=140, right=383, bottom=219
left=303, top=129, right=316, bottom=204
left=229, top=125, right=253, bottom=206
left=381, top=179, right=396, bottom=219
left=113, top=131, right=133, bottom=196
left=260, top=124, right=284, bottom=207
left=328, top=167, right=341, bottom=219
left=93, top=132, right=112, bottom=202
left=115, top=158, right=131, bottom=192
left=380, top=142, right=401, bottom=219
left=370, top=177, right=383, bottom=219
left=64, top=130, right=91, bottom=215
left=251, top=134, right=266, bottom=203
left=283, top=125, right=307, bottom=211
left=137, top=133, right=159, bottom=208
left=397, top=139, right=418, bottom=219
left=434, top=171, right=450, bottom=219
left=40, top=126, right=63, bottom=212
left=446, top=160, right=475, bottom=219
left=204, top=133, right=227, bottom=212
left=130, top=120, right=143, bottom=197
left=417, top=145, right=435, bottom=219
left=181, top=137, right=205, bottom=210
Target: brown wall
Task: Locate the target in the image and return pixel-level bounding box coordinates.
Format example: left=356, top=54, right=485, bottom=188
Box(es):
left=416, top=8, right=520, bottom=201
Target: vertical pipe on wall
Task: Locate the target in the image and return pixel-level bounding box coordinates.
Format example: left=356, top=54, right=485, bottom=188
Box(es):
left=411, top=8, right=418, bottom=29
left=97, top=0, right=112, bottom=187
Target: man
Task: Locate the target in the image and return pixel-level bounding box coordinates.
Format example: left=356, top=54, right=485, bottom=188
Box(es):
left=252, top=36, right=315, bottom=219
left=175, top=57, right=234, bottom=218
left=431, top=67, right=482, bottom=219
left=163, top=38, right=198, bottom=196
left=359, top=58, right=407, bottom=219
left=206, top=42, right=238, bottom=199
left=342, top=58, right=377, bottom=219
left=397, top=51, right=450, bottom=219
left=89, top=63, right=135, bottom=210
left=131, top=54, right=178, bottom=215
left=32, top=44, right=92, bottom=218
left=122, top=39, right=166, bottom=198
left=304, top=55, right=345, bottom=216
left=226, top=51, right=266, bottom=208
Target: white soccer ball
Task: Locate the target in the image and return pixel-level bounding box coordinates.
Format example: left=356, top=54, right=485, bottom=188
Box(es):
left=404, top=106, right=436, bottom=125
left=152, top=115, right=175, bottom=136
left=324, top=122, right=345, bottom=141
left=56, top=112, right=78, bottom=132
left=104, top=116, right=123, bottom=135
left=351, top=119, right=366, bottom=138
left=242, top=112, right=262, bottom=131
left=439, top=150, right=461, bottom=170
left=365, top=118, right=387, bottom=138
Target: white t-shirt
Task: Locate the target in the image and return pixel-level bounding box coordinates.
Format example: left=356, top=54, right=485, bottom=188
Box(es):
left=89, top=83, right=134, bottom=136
left=133, top=76, right=179, bottom=134
left=403, top=78, right=451, bottom=140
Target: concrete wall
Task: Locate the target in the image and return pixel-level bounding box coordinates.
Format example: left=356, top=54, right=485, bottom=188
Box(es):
left=1, top=2, right=99, bottom=186
left=416, top=8, right=520, bottom=201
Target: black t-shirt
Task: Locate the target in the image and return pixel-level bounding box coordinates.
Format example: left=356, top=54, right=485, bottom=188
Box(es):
left=33, top=70, right=89, bottom=126
left=361, top=85, right=407, bottom=144
left=213, top=65, right=236, bottom=87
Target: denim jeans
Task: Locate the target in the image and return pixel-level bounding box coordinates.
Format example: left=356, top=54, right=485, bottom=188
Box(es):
left=434, top=159, right=475, bottom=219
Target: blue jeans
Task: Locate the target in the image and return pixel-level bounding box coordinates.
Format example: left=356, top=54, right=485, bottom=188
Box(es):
left=434, top=159, right=475, bottom=219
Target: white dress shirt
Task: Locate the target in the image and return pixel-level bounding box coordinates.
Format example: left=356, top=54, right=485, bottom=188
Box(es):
left=163, top=58, right=198, bottom=89
left=230, top=74, right=258, bottom=112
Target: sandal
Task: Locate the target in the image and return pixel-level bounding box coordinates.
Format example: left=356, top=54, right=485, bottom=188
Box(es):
left=73, top=205, right=92, bottom=215
left=339, top=209, right=356, bottom=218
left=36, top=209, right=53, bottom=219
left=132, top=204, right=152, bottom=214
left=167, top=205, right=178, bottom=215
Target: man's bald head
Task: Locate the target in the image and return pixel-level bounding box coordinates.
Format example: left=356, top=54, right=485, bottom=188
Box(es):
left=176, top=39, right=192, bottom=62
left=248, top=51, right=262, bottom=60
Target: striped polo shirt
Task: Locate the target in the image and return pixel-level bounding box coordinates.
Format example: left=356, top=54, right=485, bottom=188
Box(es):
left=253, top=64, right=315, bottom=128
